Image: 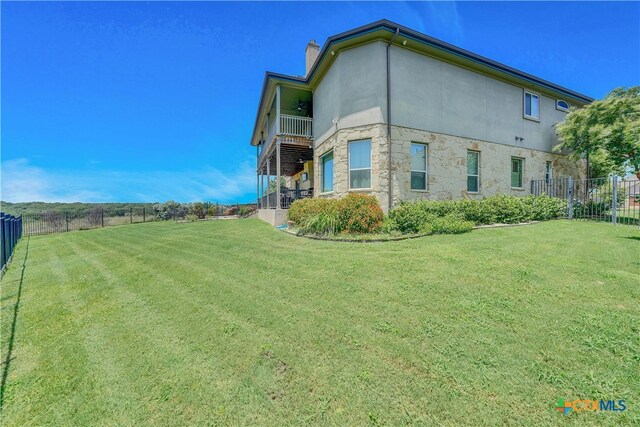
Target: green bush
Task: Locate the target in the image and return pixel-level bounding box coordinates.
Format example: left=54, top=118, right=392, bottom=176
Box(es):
left=429, top=213, right=474, bottom=234
left=523, top=194, right=568, bottom=221
left=387, top=194, right=568, bottom=235
left=335, top=193, right=384, bottom=234
left=287, top=198, right=338, bottom=226
left=386, top=202, right=431, bottom=234
left=290, top=194, right=383, bottom=235
left=381, top=217, right=401, bottom=235
left=297, top=211, right=340, bottom=236
left=482, top=194, right=530, bottom=224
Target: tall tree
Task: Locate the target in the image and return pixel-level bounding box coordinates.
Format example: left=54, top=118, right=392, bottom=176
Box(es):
left=555, top=86, right=640, bottom=179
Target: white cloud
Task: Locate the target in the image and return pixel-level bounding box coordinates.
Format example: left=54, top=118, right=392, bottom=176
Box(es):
left=0, top=158, right=256, bottom=203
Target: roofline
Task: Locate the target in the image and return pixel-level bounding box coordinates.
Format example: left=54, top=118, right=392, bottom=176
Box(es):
left=250, top=19, right=594, bottom=146
left=308, top=19, right=594, bottom=103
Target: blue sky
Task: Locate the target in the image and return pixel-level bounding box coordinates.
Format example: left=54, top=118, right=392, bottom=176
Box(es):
left=2, top=1, right=639, bottom=203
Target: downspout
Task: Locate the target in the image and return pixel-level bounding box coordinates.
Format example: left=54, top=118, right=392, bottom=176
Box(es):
left=387, top=27, right=400, bottom=211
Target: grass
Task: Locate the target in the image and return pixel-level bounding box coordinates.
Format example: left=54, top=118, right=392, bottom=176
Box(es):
left=1, top=219, right=638, bottom=426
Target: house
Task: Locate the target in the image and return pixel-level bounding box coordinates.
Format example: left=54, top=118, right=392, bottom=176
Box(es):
left=249, top=20, right=593, bottom=225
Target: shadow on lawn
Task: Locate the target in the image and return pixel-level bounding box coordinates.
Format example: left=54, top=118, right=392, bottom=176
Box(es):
left=622, top=235, right=640, bottom=241
left=0, top=237, right=29, bottom=413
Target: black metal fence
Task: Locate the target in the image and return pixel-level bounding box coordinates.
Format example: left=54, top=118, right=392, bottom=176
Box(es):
left=1, top=213, right=23, bottom=273
left=22, top=206, right=150, bottom=236
left=20, top=203, right=258, bottom=236
left=531, top=176, right=639, bottom=225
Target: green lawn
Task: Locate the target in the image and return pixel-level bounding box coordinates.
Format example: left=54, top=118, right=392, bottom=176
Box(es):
left=1, top=219, right=638, bottom=426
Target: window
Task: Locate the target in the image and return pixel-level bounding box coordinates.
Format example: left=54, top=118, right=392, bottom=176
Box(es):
left=411, top=143, right=428, bottom=190
left=511, top=157, right=523, bottom=188
left=556, top=100, right=570, bottom=112
left=321, top=151, right=334, bottom=192
left=349, top=140, right=371, bottom=189
left=545, top=161, right=553, bottom=182
left=524, top=91, right=540, bottom=120
left=467, top=151, right=480, bottom=192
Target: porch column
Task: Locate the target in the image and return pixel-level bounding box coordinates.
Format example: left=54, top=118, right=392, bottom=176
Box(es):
left=276, top=85, right=281, bottom=134
left=266, top=155, right=271, bottom=209
left=276, top=141, right=281, bottom=210
left=256, top=143, right=260, bottom=208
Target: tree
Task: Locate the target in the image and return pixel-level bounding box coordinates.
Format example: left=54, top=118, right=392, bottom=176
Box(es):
left=192, top=202, right=206, bottom=219
left=555, top=86, right=640, bottom=179
left=267, top=177, right=286, bottom=193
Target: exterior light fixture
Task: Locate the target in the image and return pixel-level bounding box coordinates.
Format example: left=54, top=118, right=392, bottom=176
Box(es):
left=330, top=50, right=335, bottom=56
left=402, top=40, right=407, bottom=46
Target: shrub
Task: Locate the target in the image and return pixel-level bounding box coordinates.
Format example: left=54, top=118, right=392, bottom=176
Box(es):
left=428, top=213, right=474, bottom=234
left=480, top=194, right=530, bottom=224
left=381, top=216, right=400, bottom=234
left=297, top=211, right=340, bottom=236
left=387, top=194, right=568, bottom=234
left=523, top=194, right=568, bottom=221
left=334, top=194, right=384, bottom=234
left=287, top=198, right=338, bottom=226
left=290, top=194, right=383, bottom=235
left=386, top=202, right=431, bottom=234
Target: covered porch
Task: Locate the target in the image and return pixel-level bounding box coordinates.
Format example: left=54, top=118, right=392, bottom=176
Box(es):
left=253, top=81, right=315, bottom=222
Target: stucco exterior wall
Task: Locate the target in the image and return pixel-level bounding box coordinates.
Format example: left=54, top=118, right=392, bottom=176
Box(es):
left=314, top=123, right=586, bottom=212
left=313, top=42, right=387, bottom=143
left=312, top=42, right=577, bottom=153
left=389, top=46, right=572, bottom=153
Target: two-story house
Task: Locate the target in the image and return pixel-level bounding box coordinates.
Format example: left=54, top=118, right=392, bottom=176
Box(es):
left=250, top=20, right=592, bottom=225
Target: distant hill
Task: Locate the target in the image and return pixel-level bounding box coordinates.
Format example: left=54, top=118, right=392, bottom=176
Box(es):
left=0, top=201, right=157, bottom=217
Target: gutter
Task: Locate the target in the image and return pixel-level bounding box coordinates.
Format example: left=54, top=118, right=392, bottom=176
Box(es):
left=387, top=27, right=399, bottom=212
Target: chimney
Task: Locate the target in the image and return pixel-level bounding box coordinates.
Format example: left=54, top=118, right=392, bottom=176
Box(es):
left=305, top=40, right=320, bottom=76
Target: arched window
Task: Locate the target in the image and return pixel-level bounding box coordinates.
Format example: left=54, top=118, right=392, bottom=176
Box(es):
left=556, top=100, right=570, bottom=112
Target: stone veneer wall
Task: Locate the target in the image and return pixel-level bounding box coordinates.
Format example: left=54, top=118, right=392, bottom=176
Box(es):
left=314, top=123, right=586, bottom=212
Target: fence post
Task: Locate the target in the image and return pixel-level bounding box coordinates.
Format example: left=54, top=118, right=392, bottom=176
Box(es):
left=101, top=208, right=105, bottom=227
left=1, top=213, right=5, bottom=269
left=143, top=206, right=146, bottom=223
left=130, top=207, right=133, bottom=224
left=65, top=212, right=69, bottom=232
left=612, top=176, right=618, bottom=225
left=567, top=176, right=574, bottom=219
left=237, top=203, right=240, bottom=218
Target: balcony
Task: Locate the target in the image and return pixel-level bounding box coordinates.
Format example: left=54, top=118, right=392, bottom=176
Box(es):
left=259, top=114, right=313, bottom=169
left=259, top=188, right=314, bottom=210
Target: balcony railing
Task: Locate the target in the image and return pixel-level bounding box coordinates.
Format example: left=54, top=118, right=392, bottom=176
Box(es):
left=280, top=114, right=313, bottom=138
left=259, top=114, right=313, bottom=168
left=259, top=188, right=314, bottom=209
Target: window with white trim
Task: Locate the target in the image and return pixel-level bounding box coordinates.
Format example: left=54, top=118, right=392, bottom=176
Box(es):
left=511, top=157, right=524, bottom=188
left=410, top=143, right=428, bottom=190
left=349, top=140, right=371, bottom=189
left=321, top=151, right=334, bottom=192
left=524, top=91, right=540, bottom=120
left=467, top=151, right=480, bottom=192
left=556, top=100, right=570, bottom=112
